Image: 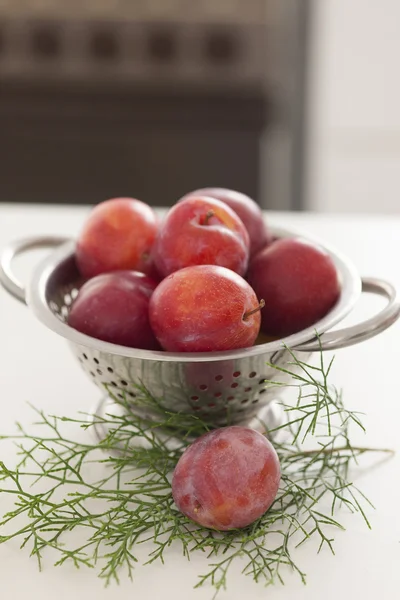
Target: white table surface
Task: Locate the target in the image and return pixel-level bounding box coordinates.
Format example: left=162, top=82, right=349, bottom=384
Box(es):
left=0, top=203, right=399, bottom=599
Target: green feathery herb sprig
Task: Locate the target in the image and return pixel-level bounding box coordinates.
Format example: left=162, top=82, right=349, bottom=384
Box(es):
left=0, top=347, right=393, bottom=597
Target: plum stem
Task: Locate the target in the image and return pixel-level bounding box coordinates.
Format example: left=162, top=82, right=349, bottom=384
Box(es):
left=202, top=210, right=215, bottom=225
left=243, top=299, right=265, bottom=321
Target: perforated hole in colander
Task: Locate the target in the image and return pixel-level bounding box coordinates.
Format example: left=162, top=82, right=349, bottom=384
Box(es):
left=65, top=286, right=276, bottom=427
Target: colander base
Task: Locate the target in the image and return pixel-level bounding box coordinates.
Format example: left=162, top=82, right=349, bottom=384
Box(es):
left=89, top=395, right=286, bottom=449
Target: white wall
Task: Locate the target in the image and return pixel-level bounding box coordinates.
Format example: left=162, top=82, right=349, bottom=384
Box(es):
left=306, top=0, right=400, bottom=212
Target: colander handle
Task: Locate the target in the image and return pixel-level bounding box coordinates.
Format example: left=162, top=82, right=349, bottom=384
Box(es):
left=0, top=236, right=69, bottom=304
left=296, top=277, right=400, bottom=352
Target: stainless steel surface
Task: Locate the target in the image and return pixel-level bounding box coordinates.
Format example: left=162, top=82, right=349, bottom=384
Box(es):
left=297, top=278, right=400, bottom=352
left=91, top=394, right=286, bottom=444
left=0, top=236, right=69, bottom=303
left=1, top=226, right=399, bottom=429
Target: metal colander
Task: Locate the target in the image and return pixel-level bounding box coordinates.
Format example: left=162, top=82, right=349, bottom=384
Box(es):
left=1, top=226, right=399, bottom=432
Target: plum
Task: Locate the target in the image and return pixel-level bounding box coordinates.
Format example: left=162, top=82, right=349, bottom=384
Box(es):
left=68, top=271, right=160, bottom=349
left=247, top=237, right=340, bottom=337
left=149, top=265, right=264, bottom=352
left=172, top=426, right=281, bottom=530
left=181, top=187, right=271, bottom=256
left=152, top=196, right=250, bottom=278
left=76, top=197, right=158, bottom=279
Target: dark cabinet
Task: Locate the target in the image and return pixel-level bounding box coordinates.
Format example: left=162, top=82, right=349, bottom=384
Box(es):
left=0, top=1, right=310, bottom=210
left=0, top=83, right=266, bottom=206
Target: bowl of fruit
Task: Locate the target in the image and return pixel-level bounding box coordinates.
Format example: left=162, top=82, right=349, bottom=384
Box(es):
left=1, top=189, right=399, bottom=433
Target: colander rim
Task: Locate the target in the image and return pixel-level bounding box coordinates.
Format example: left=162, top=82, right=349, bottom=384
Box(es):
left=27, top=224, right=362, bottom=362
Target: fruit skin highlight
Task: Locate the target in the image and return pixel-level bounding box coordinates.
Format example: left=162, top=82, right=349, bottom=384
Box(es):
left=152, top=196, right=250, bottom=278
left=247, top=237, right=341, bottom=337
left=76, top=197, right=158, bottom=279
left=149, top=265, right=263, bottom=352
left=68, top=271, right=160, bottom=350
left=172, top=426, right=281, bottom=531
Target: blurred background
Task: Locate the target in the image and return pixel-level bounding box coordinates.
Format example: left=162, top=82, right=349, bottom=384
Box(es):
left=0, top=0, right=398, bottom=213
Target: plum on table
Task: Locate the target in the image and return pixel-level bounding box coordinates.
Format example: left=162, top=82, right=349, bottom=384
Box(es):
left=172, top=426, right=281, bottom=531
